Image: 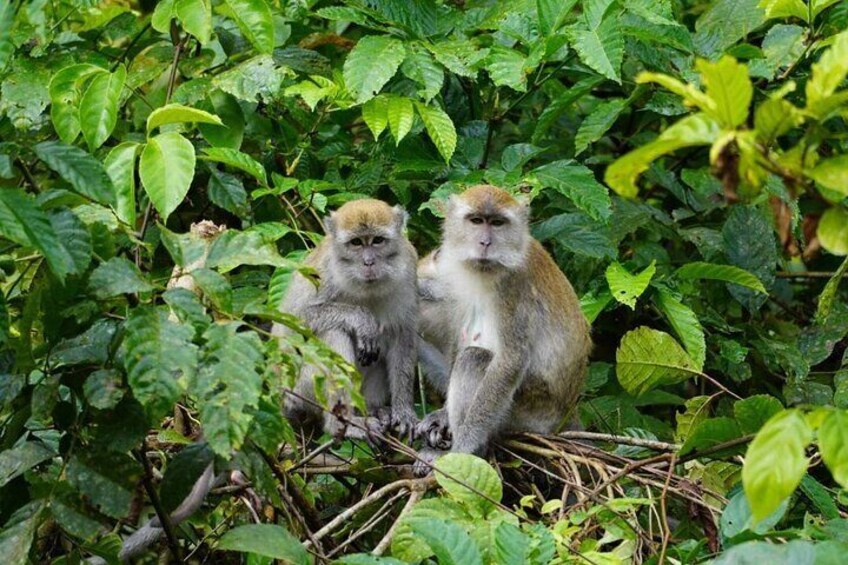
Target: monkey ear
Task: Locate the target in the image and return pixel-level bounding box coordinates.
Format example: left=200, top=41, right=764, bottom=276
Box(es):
left=324, top=213, right=337, bottom=237
left=392, top=205, right=410, bottom=232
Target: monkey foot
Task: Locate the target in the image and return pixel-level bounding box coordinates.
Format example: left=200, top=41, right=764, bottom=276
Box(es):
left=412, top=446, right=447, bottom=477
left=417, top=408, right=451, bottom=450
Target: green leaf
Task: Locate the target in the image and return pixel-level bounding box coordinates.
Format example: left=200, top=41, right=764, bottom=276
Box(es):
left=754, top=97, right=803, bottom=144
left=493, top=522, right=531, bottom=565
left=812, top=0, right=842, bottom=16
left=151, top=0, right=175, bottom=32
left=222, top=0, right=275, bottom=54
left=191, top=267, right=233, bottom=312
left=806, top=31, right=848, bottom=115
left=695, top=56, right=752, bottom=128
left=675, top=262, right=767, bottom=293
left=89, top=257, right=155, bottom=298
left=48, top=64, right=105, bottom=144
left=819, top=410, right=848, bottom=488
left=66, top=452, right=140, bottom=519
left=206, top=229, right=290, bottom=271
left=200, top=147, right=267, bottom=186
left=575, top=98, right=627, bottom=155
left=343, top=35, right=406, bottom=103
left=434, top=453, right=502, bottom=516
left=387, top=95, right=414, bottom=145
left=123, top=306, right=198, bottom=420
left=84, top=369, right=124, bottom=410
left=675, top=395, right=711, bottom=443
left=50, top=208, right=92, bottom=275
left=160, top=444, right=214, bottom=514
left=816, top=256, right=848, bottom=321
left=605, top=260, right=656, bottom=309
left=362, top=95, right=388, bottom=139
left=0, top=188, right=74, bottom=283
left=34, top=141, right=116, bottom=207
left=531, top=212, right=617, bottom=259
left=217, top=524, right=309, bottom=564
left=734, top=394, right=784, bottom=434
left=0, top=442, right=53, bottom=487
left=104, top=142, right=139, bottom=226
left=759, top=0, right=808, bottom=21
left=401, top=47, right=444, bottom=102
left=534, top=161, right=612, bottom=222
left=414, top=102, right=457, bottom=163
left=616, top=327, right=700, bottom=396
left=139, top=131, right=196, bottom=222
left=79, top=65, right=127, bottom=150
left=808, top=155, right=848, bottom=195
left=198, top=90, right=245, bottom=149
left=742, top=409, right=812, bottom=523
left=818, top=207, right=848, bottom=256
left=176, top=0, right=212, bottom=44
left=0, top=0, right=14, bottom=71
left=196, top=323, right=264, bottom=455
left=406, top=518, right=483, bottom=565
left=655, top=290, right=706, bottom=370
left=694, top=0, right=766, bottom=56
left=569, top=11, right=624, bottom=82
left=537, top=0, right=579, bottom=35
left=208, top=168, right=249, bottom=218
left=605, top=113, right=721, bottom=197
left=799, top=474, right=840, bottom=520
left=484, top=45, right=528, bottom=92
left=147, top=103, right=222, bottom=133
left=680, top=417, right=743, bottom=456
left=722, top=206, right=777, bottom=310
left=0, top=504, right=44, bottom=565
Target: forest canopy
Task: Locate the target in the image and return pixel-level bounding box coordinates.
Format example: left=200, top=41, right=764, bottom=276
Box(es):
left=1, top=0, right=848, bottom=563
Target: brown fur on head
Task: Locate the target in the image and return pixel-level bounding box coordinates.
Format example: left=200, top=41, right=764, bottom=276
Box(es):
left=442, top=185, right=530, bottom=271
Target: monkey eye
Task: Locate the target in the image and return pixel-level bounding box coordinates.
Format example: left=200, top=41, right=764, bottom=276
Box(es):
left=469, top=217, right=484, bottom=225
left=350, top=238, right=363, bottom=246
left=372, top=236, right=385, bottom=245
left=490, top=218, right=507, bottom=227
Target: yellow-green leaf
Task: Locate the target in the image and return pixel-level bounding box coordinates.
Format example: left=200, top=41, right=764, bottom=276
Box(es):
left=696, top=56, right=752, bottom=128
left=415, top=102, right=457, bottom=163
left=147, top=103, right=223, bottom=133
left=818, top=207, right=848, bottom=256
left=139, top=132, right=196, bottom=222
left=808, top=155, right=848, bottom=195
left=387, top=95, right=414, bottom=145
left=819, top=410, right=848, bottom=489
left=361, top=95, right=388, bottom=139
left=616, top=327, right=700, bottom=396
left=605, top=260, right=656, bottom=309
left=79, top=65, right=127, bottom=150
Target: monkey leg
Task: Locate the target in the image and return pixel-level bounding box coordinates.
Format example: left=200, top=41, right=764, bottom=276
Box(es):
left=446, top=346, right=494, bottom=436
left=412, top=446, right=447, bottom=477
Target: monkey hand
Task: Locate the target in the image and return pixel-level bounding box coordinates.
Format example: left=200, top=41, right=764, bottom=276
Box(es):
left=417, top=408, right=451, bottom=450
left=354, top=317, right=381, bottom=366
left=412, top=446, right=446, bottom=477
left=390, top=407, right=419, bottom=443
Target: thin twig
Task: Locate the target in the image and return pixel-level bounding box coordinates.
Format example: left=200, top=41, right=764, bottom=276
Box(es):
left=658, top=454, right=677, bottom=564
left=558, top=431, right=679, bottom=451
left=133, top=446, right=182, bottom=560
left=372, top=484, right=426, bottom=556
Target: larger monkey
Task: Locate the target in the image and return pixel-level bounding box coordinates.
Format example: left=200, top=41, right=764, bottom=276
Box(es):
left=273, top=199, right=419, bottom=440
left=417, top=185, right=591, bottom=460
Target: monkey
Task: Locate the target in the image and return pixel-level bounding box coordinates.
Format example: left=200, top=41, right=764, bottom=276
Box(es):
left=414, top=184, right=592, bottom=470
left=272, top=199, right=420, bottom=441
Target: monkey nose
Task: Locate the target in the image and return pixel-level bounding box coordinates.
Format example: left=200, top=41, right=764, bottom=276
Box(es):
left=479, top=240, right=491, bottom=247
left=364, top=259, right=375, bottom=266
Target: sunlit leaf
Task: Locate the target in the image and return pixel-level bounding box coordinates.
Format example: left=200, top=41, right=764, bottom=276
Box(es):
left=616, top=327, right=700, bottom=395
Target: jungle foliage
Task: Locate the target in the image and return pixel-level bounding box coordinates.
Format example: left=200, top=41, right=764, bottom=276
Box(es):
left=2, top=0, right=848, bottom=563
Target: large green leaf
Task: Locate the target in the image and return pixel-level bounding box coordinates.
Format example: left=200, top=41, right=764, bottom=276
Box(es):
left=217, top=524, right=309, bottom=564
left=696, top=56, right=752, bottom=129
left=343, top=35, right=406, bottom=103
left=805, top=31, right=848, bottom=114
left=434, top=453, right=502, bottom=516
left=0, top=0, right=14, bottom=71
left=401, top=47, right=444, bottom=101
left=198, top=90, right=245, bottom=149
left=568, top=9, right=624, bottom=82
left=362, top=95, right=389, bottom=139
left=759, top=0, right=808, bottom=21
left=484, top=45, right=528, bottom=91
left=0, top=504, right=44, bottom=565
left=66, top=452, right=140, bottom=519
left=722, top=206, right=777, bottom=310
left=605, top=113, right=721, bottom=197
left=605, top=260, right=656, bottom=309
left=674, top=261, right=767, bottom=293
left=49, top=208, right=92, bottom=275
left=0, top=442, right=53, bottom=487
left=195, top=323, right=264, bottom=455
left=616, top=327, right=700, bottom=396
left=104, top=142, right=139, bottom=226
left=123, top=306, right=198, bottom=420
left=79, top=65, right=126, bottom=151
left=139, top=131, right=196, bottom=222
left=146, top=103, right=222, bottom=133
left=575, top=98, right=627, bottom=155
left=414, top=101, right=457, bottom=162
left=493, top=522, right=531, bottom=565
left=537, top=0, right=579, bottom=36
left=0, top=188, right=74, bottom=283
left=222, top=0, right=275, bottom=54
left=694, top=0, right=765, bottom=56
left=392, top=499, right=471, bottom=562
left=819, top=410, right=848, bottom=489
left=742, top=409, right=812, bottom=522
left=680, top=417, right=743, bottom=456
left=532, top=161, right=612, bottom=222
left=532, top=212, right=617, bottom=259
left=48, top=64, right=105, bottom=144
left=33, top=141, right=116, bottom=207
left=88, top=257, right=155, bottom=298
left=387, top=95, right=414, bottom=145
left=818, top=207, right=848, bottom=256
left=406, top=518, right=483, bottom=565
left=808, top=155, right=848, bottom=195
left=176, top=0, right=212, bottom=44
left=734, top=394, right=783, bottom=434
left=655, top=289, right=706, bottom=370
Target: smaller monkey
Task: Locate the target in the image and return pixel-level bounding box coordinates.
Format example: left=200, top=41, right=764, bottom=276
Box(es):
left=415, top=185, right=591, bottom=469
left=273, top=199, right=419, bottom=441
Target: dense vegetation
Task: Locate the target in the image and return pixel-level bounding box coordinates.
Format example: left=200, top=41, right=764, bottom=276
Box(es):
left=1, top=0, right=848, bottom=562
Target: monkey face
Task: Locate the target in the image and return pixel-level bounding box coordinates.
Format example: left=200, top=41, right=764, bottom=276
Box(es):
left=445, top=210, right=529, bottom=271
left=332, top=231, right=408, bottom=285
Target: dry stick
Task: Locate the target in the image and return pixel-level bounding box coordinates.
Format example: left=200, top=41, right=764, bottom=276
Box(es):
left=133, top=446, right=182, bottom=560
left=658, top=454, right=677, bottom=565
left=326, top=490, right=408, bottom=558
left=372, top=483, right=427, bottom=556
left=289, top=440, right=335, bottom=471
left=557, top=431, right=680, bottom=451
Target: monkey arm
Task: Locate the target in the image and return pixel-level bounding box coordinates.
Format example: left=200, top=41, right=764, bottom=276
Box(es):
left=386, top=327, right=419, bottom=437
left=301, top=301, right=381, bottom=365
left=451, top=352, right=524, bottom=456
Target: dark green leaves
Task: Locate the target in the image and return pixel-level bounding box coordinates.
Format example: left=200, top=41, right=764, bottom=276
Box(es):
left=89, top=257, right=155, bottom=298
left=34, top=141, right=116, bottom=207
left=218, top=524, right=309, bottom=564
left=79, top=65, right=126, bottom=150
left=532, top=161, right=612, bottom=222
left=344, top=36, right=406, bottom=103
